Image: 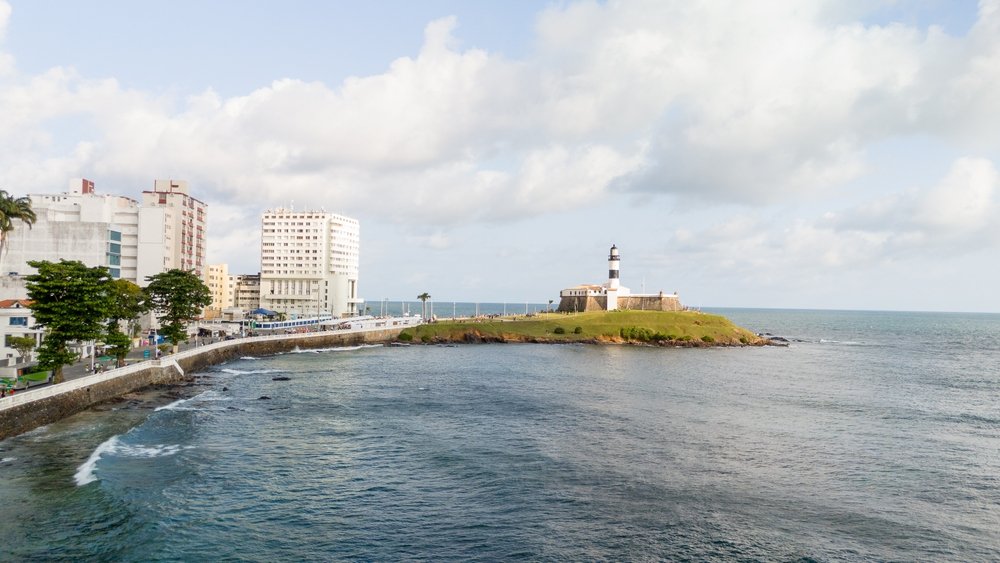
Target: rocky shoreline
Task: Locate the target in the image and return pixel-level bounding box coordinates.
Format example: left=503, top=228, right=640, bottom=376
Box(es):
left=410, top=328, right=773, bottom=347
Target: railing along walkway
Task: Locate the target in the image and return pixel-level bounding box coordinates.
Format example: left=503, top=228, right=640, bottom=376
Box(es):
left=0, top=320, right=417, bottom=412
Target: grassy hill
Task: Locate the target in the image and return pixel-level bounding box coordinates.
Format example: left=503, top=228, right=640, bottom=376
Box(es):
left=398, top=310, right=766, bottom=347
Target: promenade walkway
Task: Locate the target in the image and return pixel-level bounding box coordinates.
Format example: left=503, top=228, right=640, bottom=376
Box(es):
left=0, top=316, right=421, bottom=414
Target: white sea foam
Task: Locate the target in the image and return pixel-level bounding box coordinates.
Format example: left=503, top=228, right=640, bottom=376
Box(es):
left=75, top=435, right=121, bottom=486
left=240, top=356, right=259, bottom=360
left=1, top=457, right=15, bottom=463
left=220, top=368, right=281, bottom=375
left=155, top=390, right=229, bottom=411
left=75, top=436, right=192, bottom=486
left=155, top=397, right=191, bottom=411
left=819, top=339, right=866, bottom=346
left=295, top=344, right=383, bottom=354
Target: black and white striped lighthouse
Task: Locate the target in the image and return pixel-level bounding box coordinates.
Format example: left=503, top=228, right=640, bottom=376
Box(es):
left=608, top=244, right=620, bottom=290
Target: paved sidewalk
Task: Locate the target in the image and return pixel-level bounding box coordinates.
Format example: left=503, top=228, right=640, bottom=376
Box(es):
left=60, top=337, right=229, bottom=382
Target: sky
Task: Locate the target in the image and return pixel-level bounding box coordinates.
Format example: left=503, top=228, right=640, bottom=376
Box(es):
left=1, top=0, right=999, bottom=312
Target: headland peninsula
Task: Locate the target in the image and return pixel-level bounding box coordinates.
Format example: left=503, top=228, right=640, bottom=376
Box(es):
left=398, top=310, right=768, bottom=347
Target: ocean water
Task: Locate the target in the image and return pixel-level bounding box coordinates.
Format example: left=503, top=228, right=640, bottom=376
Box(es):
left=372, top=301, right=549, bottom=318
left=1, top=309, right=998, bottom=561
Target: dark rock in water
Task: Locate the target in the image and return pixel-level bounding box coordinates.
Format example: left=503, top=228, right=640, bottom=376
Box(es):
left=258, top=396, right=271, bottom=400
left=272, top=376, right=292, bottom=381
left=770, top=336, right=789, bottom=342
left=222, top=386, right=229, bottom=392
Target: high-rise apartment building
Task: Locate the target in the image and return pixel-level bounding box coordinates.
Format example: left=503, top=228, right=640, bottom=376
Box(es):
left=0, top=178, right=207, bottom=293
left=138, top=180, right=207, bottom=279
left=259, top=208, right=361, bottom=318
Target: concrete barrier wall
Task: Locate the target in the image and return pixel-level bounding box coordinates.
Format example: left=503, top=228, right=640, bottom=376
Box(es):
left=0, top=325, right=407, bottom=441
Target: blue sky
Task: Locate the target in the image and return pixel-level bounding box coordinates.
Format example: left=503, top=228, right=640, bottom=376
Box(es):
left=2, top=0, right=999, bottom=312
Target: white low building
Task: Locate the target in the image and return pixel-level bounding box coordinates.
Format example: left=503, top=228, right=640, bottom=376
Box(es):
left=558, top=245, right=681, bottom=312
left=0, top=299, right=44, bottom=374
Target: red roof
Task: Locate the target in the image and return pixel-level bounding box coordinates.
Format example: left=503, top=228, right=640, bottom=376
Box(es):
left=0, top=299, right=33, bottom=309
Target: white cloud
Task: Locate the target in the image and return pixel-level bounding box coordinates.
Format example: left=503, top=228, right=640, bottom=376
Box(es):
left=667, top=156, right=1000, bottom=279
left=915, top=157, right=998, bottom=231
left=1, top=0, right=1000, bottom=289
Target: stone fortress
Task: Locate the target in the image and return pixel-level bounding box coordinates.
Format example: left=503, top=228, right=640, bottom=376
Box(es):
left=557, top=245, right=683, bottom=313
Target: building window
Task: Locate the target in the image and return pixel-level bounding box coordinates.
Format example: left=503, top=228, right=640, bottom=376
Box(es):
left=9, top=317, right=28, bottom=326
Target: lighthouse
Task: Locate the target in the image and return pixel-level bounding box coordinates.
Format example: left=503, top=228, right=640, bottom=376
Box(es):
left=606, top=244, right=620, bottom=310
left=608, top=244, right=620, bottom=290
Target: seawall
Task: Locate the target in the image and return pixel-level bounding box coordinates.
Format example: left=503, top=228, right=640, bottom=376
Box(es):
left=0, top=325, right=406, bottom=441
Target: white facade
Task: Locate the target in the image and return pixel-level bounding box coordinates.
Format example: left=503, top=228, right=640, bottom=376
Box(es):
left=558, top=244, right=632, bottom=311
left=138, top=180, right=207, bottom=281
left=0, top=299, right=43, bottom=365
left=0, top=179, right=139, bottom=282
left=0, top=178, right=207, bottom=294
left=260, top=208, right=361, bottom=318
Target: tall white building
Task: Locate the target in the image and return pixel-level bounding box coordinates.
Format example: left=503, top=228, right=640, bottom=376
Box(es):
left=259, top=208, right=361, bottom=318
left=0, top=178, right=207, bottom=292
left=138, top=180, right=207, bottom=280
left=0, top=179, right=140, bottom=281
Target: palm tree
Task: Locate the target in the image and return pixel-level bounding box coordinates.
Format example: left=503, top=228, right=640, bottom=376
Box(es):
left=0, top=189, right=37, bottom=254
left=417, top=292, right=431, bottom=321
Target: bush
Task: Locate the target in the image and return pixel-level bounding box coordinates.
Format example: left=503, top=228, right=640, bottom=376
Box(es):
left=420, top=335, right=432, bottom=343
left=573, top=326, right=583, bottom=334
left=398, top=331, right=414, bottom=342
left=739, top=336, right=748, bottom=344
left=620, top=326, right=655, bottom=342
left=701, top=335, right=715, bottom=343
left=679, top=335, right=693, bottom=342
left=553, top=326, right=566, bottom=334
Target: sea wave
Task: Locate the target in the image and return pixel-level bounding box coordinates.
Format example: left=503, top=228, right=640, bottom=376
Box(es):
left=74, top=435, right=120, bottom=486
left=240, top=356, right=259, bottom=360
left=155, top=390, right=230, bottom=412
left=818, top=339, right=869, bottom=346
left=293, top=344, right=383, bottom=354
left=75, top=435, right=192, bottom=486
left=220, top=368, right=282, bottom=375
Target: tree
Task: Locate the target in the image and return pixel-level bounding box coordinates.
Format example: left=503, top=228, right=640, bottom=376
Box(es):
left=8, top=335, right=36, bottom=364
left=104, top=279, right=150, bottom=367
left=26, top=260, right=113, bottom=383
left=144, top=269, right=212, bottom=354
left=108, top=279, right=149, bottom=337
left=104, top=331, right=132, bottom=368
left=0, top=189, right=37, bottom=254
left=548, top=299, right=554, bottom=313
left=417, top=292, right=431, bottom=321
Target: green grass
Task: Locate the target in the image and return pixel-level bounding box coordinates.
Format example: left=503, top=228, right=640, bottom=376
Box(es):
left=399, top=310, right=764, bottom=346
